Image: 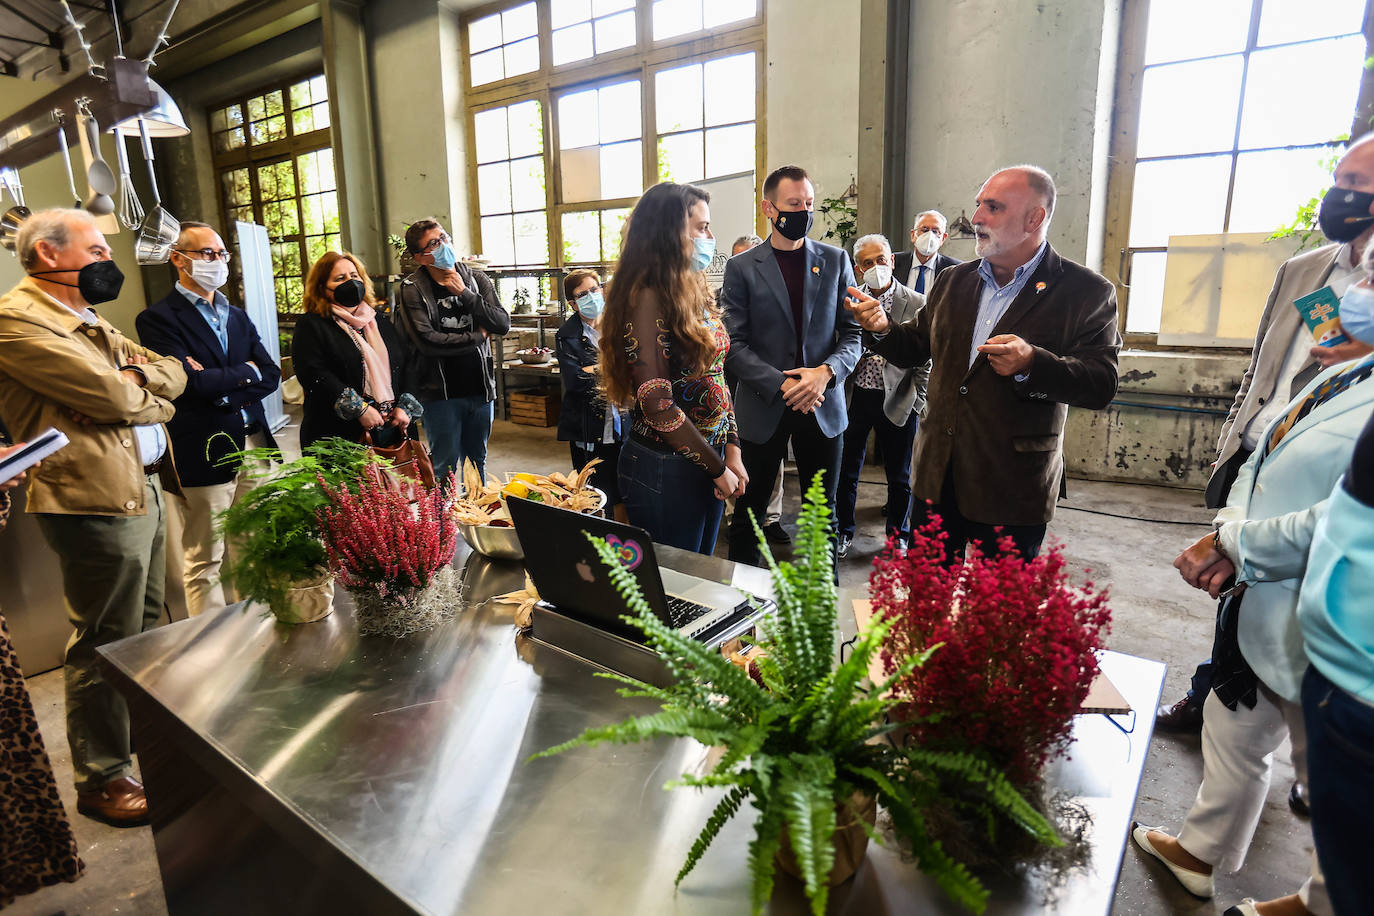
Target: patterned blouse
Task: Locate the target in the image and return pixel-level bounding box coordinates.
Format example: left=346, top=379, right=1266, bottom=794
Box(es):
left=624, top=291, right=739, bottom=477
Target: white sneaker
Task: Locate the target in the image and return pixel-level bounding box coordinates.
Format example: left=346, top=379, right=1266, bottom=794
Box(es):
left=1131, top=823, right=1215, bottom=899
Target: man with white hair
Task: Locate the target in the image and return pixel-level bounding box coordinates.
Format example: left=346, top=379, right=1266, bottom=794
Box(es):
left=837, top=233, right=929, bottom=558
left=847, top=166, right=1121, bottom=563
left=0, top=208, right=186, bottom=826
left=894, top=209, right=960, bottom=294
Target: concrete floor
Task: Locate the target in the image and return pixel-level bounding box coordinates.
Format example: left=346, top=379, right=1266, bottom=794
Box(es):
left=9, top=417, right=1317, bottom=916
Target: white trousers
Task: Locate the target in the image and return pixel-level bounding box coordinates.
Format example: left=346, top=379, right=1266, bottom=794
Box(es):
left=1177, top=686, right=1329, bottom=913
left=177, top=435, right=269, bottom=618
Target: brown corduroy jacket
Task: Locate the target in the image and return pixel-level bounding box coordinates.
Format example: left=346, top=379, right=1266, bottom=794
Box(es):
left=0, top=277, right=185, bottom=516
left=868, top=245, right=1121, bottom=526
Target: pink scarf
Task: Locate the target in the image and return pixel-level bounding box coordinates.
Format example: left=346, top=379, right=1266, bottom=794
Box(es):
left=332, top=303, right=395, bottom=404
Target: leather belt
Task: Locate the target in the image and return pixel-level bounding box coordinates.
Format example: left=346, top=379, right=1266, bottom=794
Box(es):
left=143, top=456, right=164, bottom=476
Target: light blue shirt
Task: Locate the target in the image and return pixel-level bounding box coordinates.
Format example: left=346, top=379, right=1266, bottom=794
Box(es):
left=1299, top=477, right=1374, bottom=705
left=969, top=241, right=1049, bottom=368
left=176, top=282, right=259, bottom=421
left=62, top=302, right=166, bottom=465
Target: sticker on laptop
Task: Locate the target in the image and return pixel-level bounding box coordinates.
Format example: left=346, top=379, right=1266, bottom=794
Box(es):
left=606, top=534, right=644, bottom=571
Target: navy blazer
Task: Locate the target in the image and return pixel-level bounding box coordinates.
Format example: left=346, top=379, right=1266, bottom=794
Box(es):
left=893, top=250, right=961, bottom=290
left=136, top=289, right=280, bottom=487
left=721, top=238, right=863, bottom=441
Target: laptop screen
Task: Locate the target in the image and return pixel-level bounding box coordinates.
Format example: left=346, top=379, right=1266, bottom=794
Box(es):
left=508, top=496, right=670, bottom=639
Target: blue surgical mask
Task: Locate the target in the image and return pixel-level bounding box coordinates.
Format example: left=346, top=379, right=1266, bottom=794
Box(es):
left=576, top=289, right=604, bottom=320
left=1339, top=283, right=1374, bottom=344
left=691, top=236, right=715, bottom=272
left=430, top=241, right=457, bottom=271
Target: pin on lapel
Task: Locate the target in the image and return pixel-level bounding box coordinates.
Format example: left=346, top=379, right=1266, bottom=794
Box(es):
left=1035, top=281, right=1046, bottom=293
left=811, top=265, right=820, bottom=274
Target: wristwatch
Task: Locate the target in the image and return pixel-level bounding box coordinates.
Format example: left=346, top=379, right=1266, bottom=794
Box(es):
left=1211, top=528, right=1229, bottom=561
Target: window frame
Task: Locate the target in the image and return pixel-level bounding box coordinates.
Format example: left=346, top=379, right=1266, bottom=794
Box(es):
left=208, top=70, right=337, bottom=319
left=461, top=0, right=765, bottom=270
left=1102, top=0, right=1367, bottom=349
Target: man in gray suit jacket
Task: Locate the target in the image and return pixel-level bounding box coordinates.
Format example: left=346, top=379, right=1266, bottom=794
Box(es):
left=722, top=165, right=863, bottom=566
left=837, top=234, right=928, bottom=557
left=1158, top=136, right=1374, bottom=736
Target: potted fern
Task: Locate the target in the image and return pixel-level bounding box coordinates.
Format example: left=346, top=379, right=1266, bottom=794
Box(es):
left=218, top=439, right=381, bottom=624
left=533, top=476, right=1059, bottom=915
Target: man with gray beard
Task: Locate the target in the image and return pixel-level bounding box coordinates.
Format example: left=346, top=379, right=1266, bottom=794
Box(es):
left=846, top=165, right=1121, bottom=564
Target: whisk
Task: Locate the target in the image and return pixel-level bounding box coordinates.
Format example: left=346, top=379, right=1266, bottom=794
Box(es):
left=114, top=131, right=144, bottom=230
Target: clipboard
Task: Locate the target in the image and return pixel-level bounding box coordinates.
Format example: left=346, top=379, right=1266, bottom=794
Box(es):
left=851, top=599, right=1131, bottom=715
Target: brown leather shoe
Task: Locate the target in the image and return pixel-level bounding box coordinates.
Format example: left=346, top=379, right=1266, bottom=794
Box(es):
left=1155, top=695, right=1204, bottom=733
left=77, top=775, right=150, bottom=826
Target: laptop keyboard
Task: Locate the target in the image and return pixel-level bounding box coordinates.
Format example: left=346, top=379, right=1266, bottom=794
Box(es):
left=665, top=594, right=713, bottom=629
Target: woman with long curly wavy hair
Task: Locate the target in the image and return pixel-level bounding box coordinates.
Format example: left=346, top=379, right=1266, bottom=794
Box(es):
left=598, top=182, right=746, bottom=554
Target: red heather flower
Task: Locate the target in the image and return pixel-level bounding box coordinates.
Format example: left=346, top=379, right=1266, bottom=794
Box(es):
left=316, top=474, right=458, bottom=604
left=872, top=515, right=1112, bottom=786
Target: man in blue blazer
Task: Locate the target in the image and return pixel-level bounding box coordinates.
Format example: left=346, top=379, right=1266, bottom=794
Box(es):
left=722, top=165, right=862, bottom=565
left=136, top=221, right=280, bottom=617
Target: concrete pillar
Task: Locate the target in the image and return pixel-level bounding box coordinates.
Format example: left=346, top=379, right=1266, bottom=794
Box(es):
left=322, top=0, right=383, bottom=270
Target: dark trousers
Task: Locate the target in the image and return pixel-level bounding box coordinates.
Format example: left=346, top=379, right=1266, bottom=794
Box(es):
left=570, top=440, right=623, bottom=509
left=916, top=465, right=1046, bottom=566
left=618, top=438, right=724, bottom=555
left=836, top=387, right=918, bottom=538
left=1302, top=665, right=1374, bottom=914
left=728, top=409, right=841, bottom=567
left=35, top=476, right=166, bottom=791
left=1185, top=445, right=1255, bottom=706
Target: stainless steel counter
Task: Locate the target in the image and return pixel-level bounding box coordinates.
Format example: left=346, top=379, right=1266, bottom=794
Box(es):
left=98, top=544, right=1164, bottom=916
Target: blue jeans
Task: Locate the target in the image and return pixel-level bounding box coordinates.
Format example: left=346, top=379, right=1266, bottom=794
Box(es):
left=837, top=387, right=918, bottom=539
left=422, top=395, right=494, bottom=484
left=618, top=438, right=724, bottom=555
left=1302, top=664, right=1374, bottom=914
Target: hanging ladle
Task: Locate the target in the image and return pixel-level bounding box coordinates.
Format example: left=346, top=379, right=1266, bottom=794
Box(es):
left=55, top=112, right=82, bottom=209
left=79, top=103, right=116, bottom=215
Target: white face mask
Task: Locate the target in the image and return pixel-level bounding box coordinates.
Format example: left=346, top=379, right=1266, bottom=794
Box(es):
left=186, top=257, right=229, bottom=292
left=915, top=230, right=942, bottom=257
left=862, top=264, right=892, bottom=291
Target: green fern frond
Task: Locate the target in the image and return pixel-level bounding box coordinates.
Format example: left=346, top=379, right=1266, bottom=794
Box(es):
left=747, top=798, right=786, bottom=915
left=675, top=785, right=750, bottom=886
left=904, top=748, right=1061, bottom=846
left=529, top=707, right=733, bottom=760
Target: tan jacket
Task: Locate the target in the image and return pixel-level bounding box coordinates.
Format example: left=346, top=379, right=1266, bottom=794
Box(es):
left=1205, top=243, right=1342, bottom=508
left=0, top=277, right=186, bottom=516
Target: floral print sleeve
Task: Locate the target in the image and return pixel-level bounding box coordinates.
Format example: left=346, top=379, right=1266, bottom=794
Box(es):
left=624, top=290, right=734, bottom=478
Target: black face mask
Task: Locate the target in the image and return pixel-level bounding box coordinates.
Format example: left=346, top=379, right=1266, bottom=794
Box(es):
left=770, top=207, right=814, bottom=242
left=333, top=278, right=366, bottom=308
left=1317, top=186, right=1374, bottom=242
left=32, top=260, right=125, bottom=305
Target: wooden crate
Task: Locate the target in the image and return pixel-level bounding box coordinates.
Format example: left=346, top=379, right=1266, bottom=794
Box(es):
left=507, top=391, right=561, bottom=427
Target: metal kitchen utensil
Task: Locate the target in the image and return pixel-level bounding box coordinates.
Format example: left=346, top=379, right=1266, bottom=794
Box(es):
left=78, top=105, right=116, bottom=215
left=114, top=131, right=143, bottom=229
left=0, top=166, right=31, bottom=253
left=0, top=205, right=30, bottom=253
left=55, top=113, right=82, bottom=208
left=134, top=118, right=178, bottom=264
left=134, top=205, right=179, bottom=265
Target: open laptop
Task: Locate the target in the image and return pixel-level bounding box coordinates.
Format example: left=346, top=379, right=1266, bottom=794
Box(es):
left=507, top=496, right=773, bottom=645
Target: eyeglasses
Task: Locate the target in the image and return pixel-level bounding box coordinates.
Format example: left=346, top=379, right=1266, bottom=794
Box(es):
left=914, top=226, right=943, bottom=236
left=416, top=233, right=450, bottom=256
left=174, top=247, right=233, bottom=263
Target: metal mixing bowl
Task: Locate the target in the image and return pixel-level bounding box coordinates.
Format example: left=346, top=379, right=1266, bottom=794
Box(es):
left=458, top=488, right=606, bottom=561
